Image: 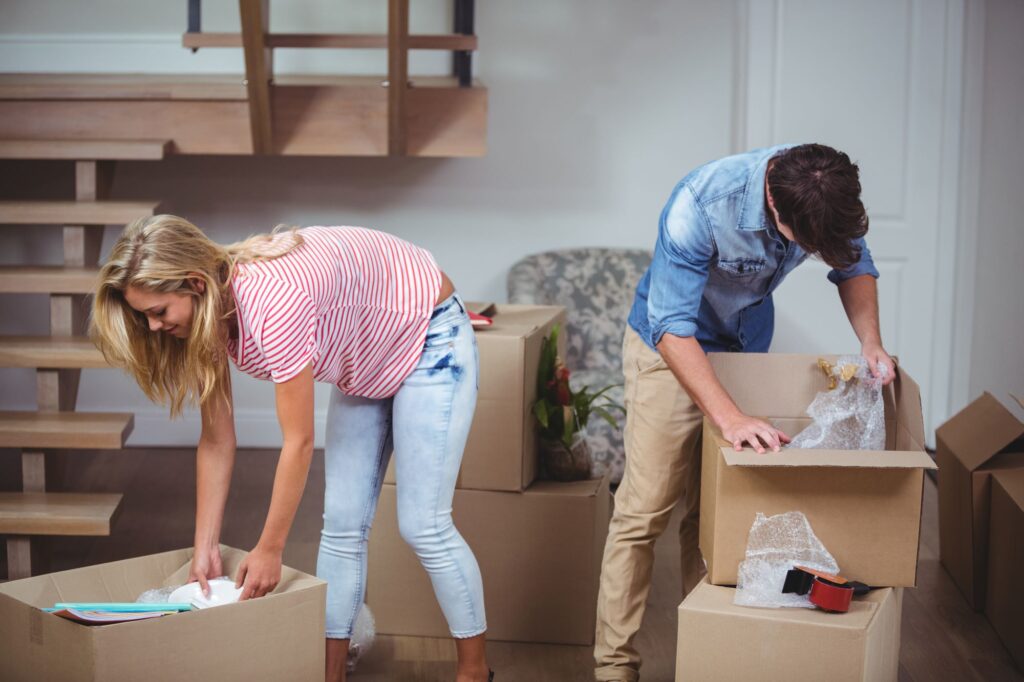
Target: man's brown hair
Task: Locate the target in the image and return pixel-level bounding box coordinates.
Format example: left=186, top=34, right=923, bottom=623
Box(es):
left=766, top=143, right=868, bottom=269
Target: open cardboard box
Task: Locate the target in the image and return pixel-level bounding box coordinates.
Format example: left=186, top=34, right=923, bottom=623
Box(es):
left=985, top=468, right=1024, bottom=670
left=936, top=392, right=1024, bottom=610
left=700, top=353, right=936, bottom=588
left=0, top=546, right=326, bottom=682
left=385, top=302, right=565, bottom=492
left=677, top=579, right=902, bottom=681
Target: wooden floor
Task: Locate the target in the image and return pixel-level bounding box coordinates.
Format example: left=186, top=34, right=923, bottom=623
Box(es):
left=0, top=448, right=1020, bottom=681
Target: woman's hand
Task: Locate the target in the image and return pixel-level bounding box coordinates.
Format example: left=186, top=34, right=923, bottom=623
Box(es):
left=188, top=544, right=224, bottom=598
left=235, top=544, right=283, bottom=601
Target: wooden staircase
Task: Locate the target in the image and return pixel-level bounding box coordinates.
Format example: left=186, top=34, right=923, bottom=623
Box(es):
left=0, top=139, right=164, bottom=580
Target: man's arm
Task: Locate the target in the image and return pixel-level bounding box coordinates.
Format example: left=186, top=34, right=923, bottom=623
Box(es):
left=837, top=274, right=895, bottom=385
left=657, top=334, right=790, bottom=453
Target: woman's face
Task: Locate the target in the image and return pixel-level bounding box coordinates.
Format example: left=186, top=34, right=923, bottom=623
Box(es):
left=124, top=285, right=198, bottom=339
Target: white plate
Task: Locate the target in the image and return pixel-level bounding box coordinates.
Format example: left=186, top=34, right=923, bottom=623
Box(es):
left=169, top=578, right=243, bottom=609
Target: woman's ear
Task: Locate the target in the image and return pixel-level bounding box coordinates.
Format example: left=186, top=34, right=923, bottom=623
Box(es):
left=187, top=273, right=206, bottom=294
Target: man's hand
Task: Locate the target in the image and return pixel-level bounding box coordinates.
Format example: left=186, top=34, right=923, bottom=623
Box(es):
left=861, top=342, right=896, bottom=386
left=720, top=414, right=791, bottom=453
left=235, top=543, right=282, bottom=601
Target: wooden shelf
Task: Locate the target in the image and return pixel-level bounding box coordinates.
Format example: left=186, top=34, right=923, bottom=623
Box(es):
left=0, top=336, right=106, bottom=369
left=0, top=492, right=123, bottom=536
left=0, top=266, right=99, bottom=294
left=0, top=74, right=486, bottom=157
left=0, top=411, right=134, bottom=450
left=0, top=200, right=159, bottom=226
left=0, top=139, right=170, bottom=161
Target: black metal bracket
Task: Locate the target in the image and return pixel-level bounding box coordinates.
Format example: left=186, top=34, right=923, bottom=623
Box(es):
left=452, top=0, right=475, bottom=87
left=188, top=0, right=202, bottom=52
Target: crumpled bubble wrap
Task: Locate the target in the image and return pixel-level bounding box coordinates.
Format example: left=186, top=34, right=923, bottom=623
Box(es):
left=347, top=603, right=377, bottom=673
left=733, top=511, right=839, bottom=609
left=788, top=355, right=888, bottom=451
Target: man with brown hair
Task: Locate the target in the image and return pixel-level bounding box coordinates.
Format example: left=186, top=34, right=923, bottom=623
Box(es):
left=593, top=143, right=896, bottom=682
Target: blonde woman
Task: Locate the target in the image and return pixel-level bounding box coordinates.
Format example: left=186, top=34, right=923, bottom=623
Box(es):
left=91, top=215, right=492, bottom=682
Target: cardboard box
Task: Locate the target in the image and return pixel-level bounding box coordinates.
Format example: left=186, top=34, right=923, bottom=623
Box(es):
left=0, top=546, right=326, bottom=682
left=385, top=303, right=565, bottom=492
left=366, top=475, right=610, bottom=644
left=936, top=392, right=1024, bottom=610
left=985, top=468, right=1024, bottom=671
left=676, top=579, right=902, bottom=682
left=700, top=353, right=936, bottom=588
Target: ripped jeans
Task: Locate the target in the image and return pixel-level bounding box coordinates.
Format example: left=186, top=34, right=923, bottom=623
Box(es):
left=316, top=293, right=487, bottom=639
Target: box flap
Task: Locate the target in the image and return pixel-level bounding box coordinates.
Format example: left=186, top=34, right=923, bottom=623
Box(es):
left=466, top=303, right=564, bottom=339
left=708, top=353, right=833, bottom=417
left=465, top=301, right=497, bottom=317
left=723, top=446, right=937, bottom=470
left=992, top=468, right=1024, bottom=511
left=936, top=392, right=1024, bottom=470
left=893, top=366, right=926, bottom=449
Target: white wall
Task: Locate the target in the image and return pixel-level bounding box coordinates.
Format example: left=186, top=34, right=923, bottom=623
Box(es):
left=1, top=0, right=1019, bottom=446
left=0, top=0, right=739, bottom=446
left=967, top=0, right=1024, bottom=403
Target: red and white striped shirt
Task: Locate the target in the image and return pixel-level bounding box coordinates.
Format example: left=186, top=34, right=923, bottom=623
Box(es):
left=227, top=226, right=442, bottom=398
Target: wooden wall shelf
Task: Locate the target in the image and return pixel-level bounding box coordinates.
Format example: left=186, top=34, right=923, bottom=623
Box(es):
left=0, top=0, right=485, bottom=157
left=0, top=73, right=486, bottom=157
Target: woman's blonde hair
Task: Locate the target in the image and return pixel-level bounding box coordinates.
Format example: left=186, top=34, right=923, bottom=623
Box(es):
left=90, top=214, right=303, bottom=417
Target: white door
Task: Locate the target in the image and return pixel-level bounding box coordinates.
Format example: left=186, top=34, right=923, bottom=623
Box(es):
left=736, top=0, right=966, bottom=441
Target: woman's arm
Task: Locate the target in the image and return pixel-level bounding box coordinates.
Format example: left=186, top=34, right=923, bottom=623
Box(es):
left=235, top=364, right=316, bottom=600
left=190, top=374, right=237, bottom=594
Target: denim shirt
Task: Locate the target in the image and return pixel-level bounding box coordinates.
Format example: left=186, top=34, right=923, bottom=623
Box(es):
left=628, top=144, right=879, bottom=353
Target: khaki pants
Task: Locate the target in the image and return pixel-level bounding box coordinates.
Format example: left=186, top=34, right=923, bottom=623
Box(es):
left=594, top=327, right=705, bottom=682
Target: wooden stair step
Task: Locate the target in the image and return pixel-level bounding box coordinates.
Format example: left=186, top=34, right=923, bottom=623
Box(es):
left=0, top=200, right=159, bottom=225
left=0, top=138, right=170, bottom=160
left=0, top=492, right=122, bottom=536
left=0, top=411, right=134, bottom=450
left=0, top=336, right=106, bottom=369
left=0, top=266, right=99, bottom=294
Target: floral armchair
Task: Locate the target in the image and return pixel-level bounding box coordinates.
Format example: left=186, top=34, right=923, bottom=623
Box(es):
left=508, top=248, right=652, bottom=482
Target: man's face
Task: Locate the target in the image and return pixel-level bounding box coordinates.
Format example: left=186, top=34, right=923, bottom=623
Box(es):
left=124, top=285, right=197, bottom=339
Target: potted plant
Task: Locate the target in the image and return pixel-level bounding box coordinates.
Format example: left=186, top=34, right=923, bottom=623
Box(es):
left=532, top=324, right=625, bottom=481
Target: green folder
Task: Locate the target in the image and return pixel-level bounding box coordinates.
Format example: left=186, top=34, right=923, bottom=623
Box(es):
left=47, top=602, right=193, bottom=613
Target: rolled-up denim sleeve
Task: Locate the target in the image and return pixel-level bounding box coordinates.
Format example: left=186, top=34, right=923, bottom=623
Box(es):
left=827, top=236, right=880, bottom=285
left=647, top=183, right=714, bottom=346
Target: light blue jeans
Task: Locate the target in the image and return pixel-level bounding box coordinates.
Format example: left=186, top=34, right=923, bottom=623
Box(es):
left=316, top=293, right=487, bottom=639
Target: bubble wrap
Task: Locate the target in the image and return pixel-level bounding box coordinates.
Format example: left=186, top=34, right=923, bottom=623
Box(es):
left=733, top=511, right=840, bottom=609
left=347, top=603, right=377, bottom=673
left=788, top=355, right=888, bottom=451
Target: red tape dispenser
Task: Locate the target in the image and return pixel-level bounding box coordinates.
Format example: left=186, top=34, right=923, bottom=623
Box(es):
left=782, top=566, right=873, bottom=613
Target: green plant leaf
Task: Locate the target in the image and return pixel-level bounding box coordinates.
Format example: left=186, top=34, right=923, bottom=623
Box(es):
left=592, top=405, right=622, bottom=429
left=533, top=400, right=550, bottom=429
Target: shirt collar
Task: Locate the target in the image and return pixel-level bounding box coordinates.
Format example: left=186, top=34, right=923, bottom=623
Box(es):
left=737, top=152, right=773, bottom=231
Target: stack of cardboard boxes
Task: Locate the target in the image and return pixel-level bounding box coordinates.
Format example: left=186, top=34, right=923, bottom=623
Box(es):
left=936, top=393, right=1024, bottom=670
left=676, top=354, right=936, bottom=682
left=365, top=304, right=612, bottom=645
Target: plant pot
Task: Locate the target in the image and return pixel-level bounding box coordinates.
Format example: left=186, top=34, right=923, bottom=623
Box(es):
left=539, top=432, right=593, bottom=482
